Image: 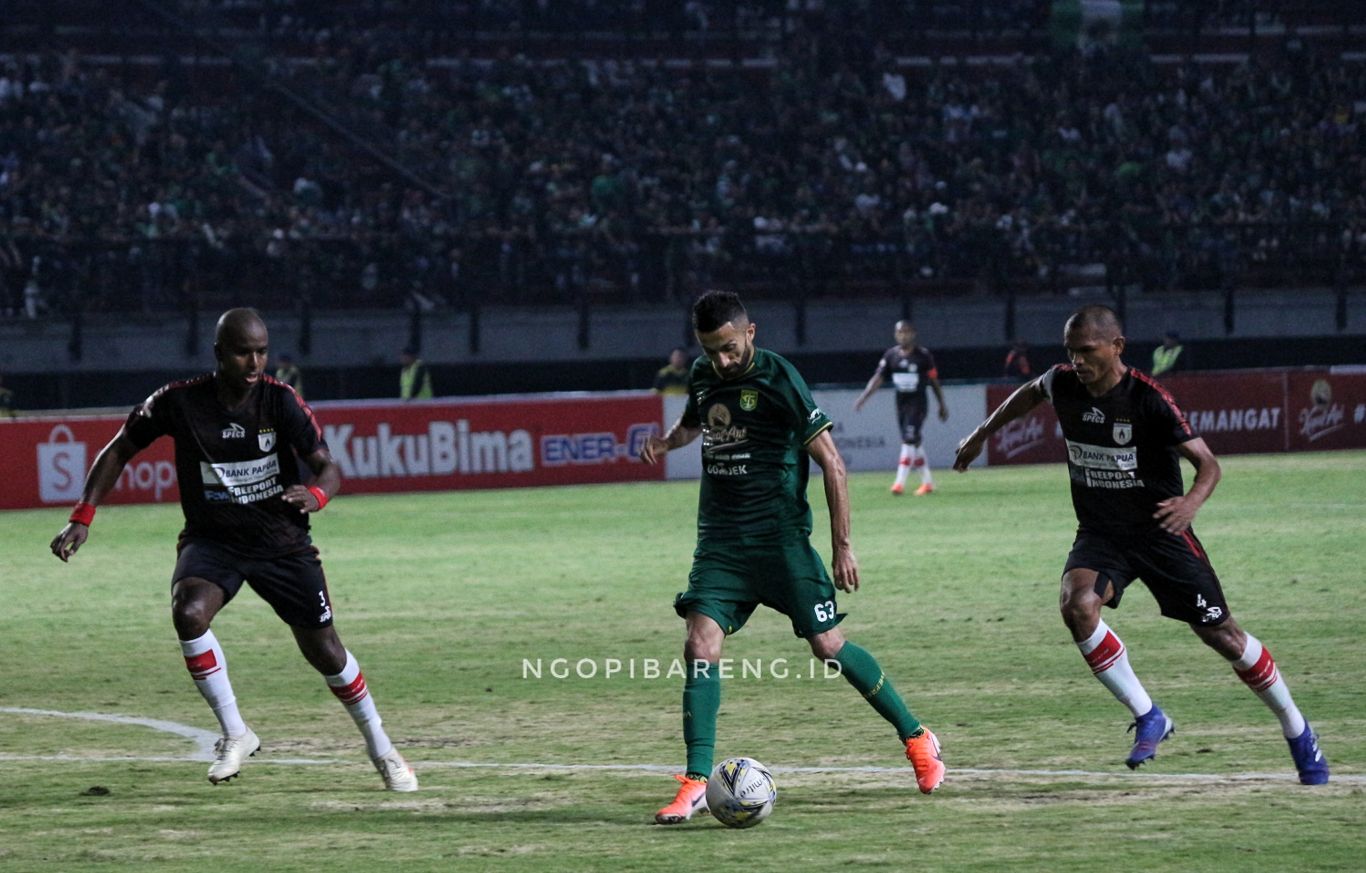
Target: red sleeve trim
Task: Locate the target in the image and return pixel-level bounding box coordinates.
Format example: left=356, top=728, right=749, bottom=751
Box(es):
left=1131, top=368, right=1193, bottom=436
left=266, top=374, right=325, bottom=443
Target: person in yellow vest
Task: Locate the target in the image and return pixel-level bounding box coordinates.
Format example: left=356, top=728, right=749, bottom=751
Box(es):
left=1151, top=331, right=1184, bottom=376
left=399, top=347, right=433, bottom=400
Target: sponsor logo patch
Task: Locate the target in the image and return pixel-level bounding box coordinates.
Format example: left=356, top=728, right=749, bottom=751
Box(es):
left=200, top=454, right=283, bottom=504
left=1065, top=439, right=1143, bottom=489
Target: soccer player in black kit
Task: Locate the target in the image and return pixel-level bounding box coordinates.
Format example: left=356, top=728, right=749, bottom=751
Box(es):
left=50, top=308, right=418, bottom=791
left=853, top=320, right=948, bottom=495
left=953, top=305, right=1328, bottom=784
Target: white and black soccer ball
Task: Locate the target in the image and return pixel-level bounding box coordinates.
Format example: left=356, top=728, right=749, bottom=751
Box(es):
left=706, top=757, right=777, bottom=828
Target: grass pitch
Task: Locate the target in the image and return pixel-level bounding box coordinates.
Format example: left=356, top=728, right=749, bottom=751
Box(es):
left=2, top=452, right=1363, bottom=872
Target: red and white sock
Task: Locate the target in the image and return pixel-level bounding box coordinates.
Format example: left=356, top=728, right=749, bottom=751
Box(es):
left=180, top=629, right=247, bottom=738
left=1231, top=634, right=1306, bottom=738
left=1077, top=620, right=1153, bottom=718
left=894, top=445, right=913, bottom=487
left=914, top=446, right=934, bottom=486
left=326, top=650, right=393, bottom=759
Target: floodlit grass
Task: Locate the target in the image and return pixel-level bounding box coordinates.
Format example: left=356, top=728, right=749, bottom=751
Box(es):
left=2, top=452, right=1363, bottom=872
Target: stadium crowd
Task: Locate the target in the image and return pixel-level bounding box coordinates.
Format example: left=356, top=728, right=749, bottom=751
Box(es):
left=1, top=4, right=1363, bottom=316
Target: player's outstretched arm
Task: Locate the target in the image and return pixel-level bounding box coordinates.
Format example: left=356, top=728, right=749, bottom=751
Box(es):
left=638, top=418, right=701, bottom=465
left=807, top=430, right=859, bottom=593
left=953, top=378, right=1047, bottom=471
left=50, top=430, right=141, bottom=562
left=282, top=447, right=342, bottom=513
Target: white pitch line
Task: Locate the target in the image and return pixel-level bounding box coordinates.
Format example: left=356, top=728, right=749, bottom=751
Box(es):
left=1, top=706, right=221, bottom=760
left=0, top=753, right=340, bottom=765
left=2, top=706, right=1360, bottom=785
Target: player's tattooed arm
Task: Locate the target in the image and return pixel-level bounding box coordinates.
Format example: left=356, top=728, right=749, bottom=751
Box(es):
left=639, top=418, right=701, bottom=465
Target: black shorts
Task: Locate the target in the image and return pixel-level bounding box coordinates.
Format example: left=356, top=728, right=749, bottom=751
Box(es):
left=173, top=538, right=334, bottom=629
left=896, top=398, right=927, bottom=445
left=1063, top=527, right=1231, bottom=627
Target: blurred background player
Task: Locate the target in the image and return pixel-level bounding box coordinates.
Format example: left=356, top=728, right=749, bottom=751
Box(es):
left=853, top=320, right=948, bottom=495
left=49, top=308, right=418, bottom=792
left=953, top=305, right=1328, bottom=784
left=274, top=353, right=304, bottom=398
left=652, top=346, right=691, bottom=395
left=640, top=291, right=944, bottom=824
left=1003, top=339, right=1033, bottom=382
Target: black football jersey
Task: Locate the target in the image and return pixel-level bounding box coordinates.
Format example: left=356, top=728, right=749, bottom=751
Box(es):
left=876, top=345, right=938, bottom=409
left=123, top=374, right=326, bottom=557
left=1040, top=365, right=1197, bottom=536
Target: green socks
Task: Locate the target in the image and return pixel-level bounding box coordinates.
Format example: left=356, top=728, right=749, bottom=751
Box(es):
left=835, top=641, right=922, bottom=742
left=683, top=661, right=720, bottom=780
left=681, top=645, right=919, bottom=778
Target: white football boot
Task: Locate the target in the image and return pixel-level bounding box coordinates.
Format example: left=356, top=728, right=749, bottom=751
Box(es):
left=207, top=727, right=261, bottom=784
left=373, top=747, right=419, bottom=792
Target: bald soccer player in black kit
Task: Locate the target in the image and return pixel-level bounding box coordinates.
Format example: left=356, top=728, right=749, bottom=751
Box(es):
left=51, top=308, right=418, bottom=791
left=953, top=304, right=1329, bottom=785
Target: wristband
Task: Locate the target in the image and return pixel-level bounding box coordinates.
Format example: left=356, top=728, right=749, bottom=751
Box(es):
left=306, top=486, right=329, bottom=510
left=69, top=502, right=97, bottom=526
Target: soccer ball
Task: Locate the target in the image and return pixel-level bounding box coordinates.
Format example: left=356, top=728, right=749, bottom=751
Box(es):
left=706, top=757, right=777, bottom=828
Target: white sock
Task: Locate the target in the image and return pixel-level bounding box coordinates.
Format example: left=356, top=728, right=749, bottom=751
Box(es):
left=1232, top=634, right=1306, bottom=738
left=1077, top=620, right=1153, bottom=718
left=326, top=650, right=394, bottom=759
left=915, top=445, right=934, bottom=486
left=894, top=445, right=913, bottom=487
left=180, top=629, right=248, bottom=738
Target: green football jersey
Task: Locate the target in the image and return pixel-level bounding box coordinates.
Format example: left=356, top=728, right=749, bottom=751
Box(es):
left=681, top=347, right=834, bottom=538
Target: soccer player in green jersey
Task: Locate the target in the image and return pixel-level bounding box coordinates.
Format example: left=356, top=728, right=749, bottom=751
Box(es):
left=640, top=291, right=945, bottom=824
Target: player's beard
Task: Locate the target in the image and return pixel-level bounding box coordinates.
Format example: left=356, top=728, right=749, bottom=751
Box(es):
left=720, top=344, right=753, bottom=379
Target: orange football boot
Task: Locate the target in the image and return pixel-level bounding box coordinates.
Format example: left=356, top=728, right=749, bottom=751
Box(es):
left=905, top=728, right=945, bottom=794
left=655, top=774, right=709, bottom=824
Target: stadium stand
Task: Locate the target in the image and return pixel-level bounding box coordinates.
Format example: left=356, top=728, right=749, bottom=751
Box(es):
left=0, top=0, right=1362, bottom=319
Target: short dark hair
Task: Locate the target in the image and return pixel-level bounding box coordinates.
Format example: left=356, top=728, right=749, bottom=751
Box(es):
left=1066, top=304, right=1123, bottom=336
left=692, top=291, right=747, bottom=333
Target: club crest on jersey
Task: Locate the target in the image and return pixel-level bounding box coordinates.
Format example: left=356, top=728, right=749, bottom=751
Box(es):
left=1112, top=421, right=1133, bottom=445
left=739, top=389, right=758, bottom=411
left=1082, top=407, right=1105, bottom=424
left=221, top=422, right=246, bottom=440
left=258, top=428, right=277, bottom=452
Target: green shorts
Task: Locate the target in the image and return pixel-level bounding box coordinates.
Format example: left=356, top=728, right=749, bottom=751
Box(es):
left=674, top=533, right=843, bottom=638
